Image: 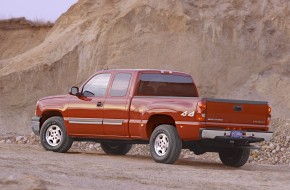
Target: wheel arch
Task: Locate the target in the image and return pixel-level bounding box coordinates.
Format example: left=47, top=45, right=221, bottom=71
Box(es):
left=146, top=114, right=176, bottom=139
left=40, top=110, right=63, bottom=128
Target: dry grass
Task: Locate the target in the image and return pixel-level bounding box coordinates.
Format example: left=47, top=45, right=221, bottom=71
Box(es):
left=0, top=17, right=54, bottom=27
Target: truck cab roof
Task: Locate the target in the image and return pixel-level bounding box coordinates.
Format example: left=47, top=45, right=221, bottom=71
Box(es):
left=99, top=69, right=190, bottom=76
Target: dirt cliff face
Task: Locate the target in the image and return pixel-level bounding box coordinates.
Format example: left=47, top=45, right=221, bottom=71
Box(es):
left=0, top=18, right=53, bottom=60
left=0, top=0, right=289, bottom=134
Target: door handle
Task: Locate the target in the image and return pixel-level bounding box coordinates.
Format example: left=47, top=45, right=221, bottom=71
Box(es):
left=96, top=102, right=103, bottom=107
left=233, top=105, right=242, bottom=112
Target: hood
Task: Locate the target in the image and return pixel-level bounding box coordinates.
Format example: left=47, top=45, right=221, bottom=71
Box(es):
left=39, top=94, right=68, bottom=101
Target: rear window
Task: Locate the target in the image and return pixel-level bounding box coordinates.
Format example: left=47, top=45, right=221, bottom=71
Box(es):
left=136, top=73, right=198, bottom=97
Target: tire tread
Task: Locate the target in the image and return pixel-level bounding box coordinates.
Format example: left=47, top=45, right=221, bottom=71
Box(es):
left=150, top=124, right=181, bottom=164
left=100, top=143, right=132, bottom=155
left=40, top=116, right=73, bottom=153
left=219, top=148, right=250, bottom=167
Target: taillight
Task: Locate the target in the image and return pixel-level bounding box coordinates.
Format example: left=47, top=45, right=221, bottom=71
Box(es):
left=195, top=99, right=206, bottom=122
left=267, top=106, right=271, bottom=125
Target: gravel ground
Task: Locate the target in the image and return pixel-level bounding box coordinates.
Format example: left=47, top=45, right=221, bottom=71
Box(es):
left=0, top=118, right=289, bottom=166
left=0, top=118, right=289, bottom=189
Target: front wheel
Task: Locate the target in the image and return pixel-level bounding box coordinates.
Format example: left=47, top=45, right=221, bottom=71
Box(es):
left=100, top=142, right=132, bottom=155
left=219, top=148, right=250, bottom=167
left=40, top=116, right=73, bottom=153
left=149, top=125, right=181, bottom=164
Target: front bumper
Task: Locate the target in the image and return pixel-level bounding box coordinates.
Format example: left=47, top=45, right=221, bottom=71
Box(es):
left=201, top=129, right=273, bottom=142
left=31, top=116, right=41, bottom=136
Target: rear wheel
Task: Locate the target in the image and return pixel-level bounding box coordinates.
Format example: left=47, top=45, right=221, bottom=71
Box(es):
left=100, top=143, right=132, bottom=155
left=40, top=116, right=73, bottom=153
left=219, top=148, right=250, bottom=167
left=150, top=125, right=181, bottom=164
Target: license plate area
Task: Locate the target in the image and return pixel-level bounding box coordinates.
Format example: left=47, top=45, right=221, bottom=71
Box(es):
left=230, top=131, right=243, bottom=138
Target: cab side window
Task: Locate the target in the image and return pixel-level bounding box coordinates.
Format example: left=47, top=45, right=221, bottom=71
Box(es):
left=82, top=73, right=111, bottom=97
left=110, top=73, right=132, bottom=97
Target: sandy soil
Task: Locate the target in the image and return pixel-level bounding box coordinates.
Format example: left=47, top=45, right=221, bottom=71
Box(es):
left=0, top=144, right=289, bottom=190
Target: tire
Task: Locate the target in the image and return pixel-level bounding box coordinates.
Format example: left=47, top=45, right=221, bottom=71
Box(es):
left=40, top=116, right=73, bottom=153
left=100, top=142, right=132, bottom=155
left=149, top=124, right=181, bottom=164
left=219, top=148, right=250, bottom=167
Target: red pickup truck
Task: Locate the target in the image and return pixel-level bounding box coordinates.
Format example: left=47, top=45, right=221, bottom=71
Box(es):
left=32, top=69, right=272, bottom=167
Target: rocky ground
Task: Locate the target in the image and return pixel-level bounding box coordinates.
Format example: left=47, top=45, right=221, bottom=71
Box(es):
left=1, top=119, right=289, bottom=166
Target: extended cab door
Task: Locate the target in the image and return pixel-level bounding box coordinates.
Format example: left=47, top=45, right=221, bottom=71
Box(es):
left=66, top=73, right=111, bottom=136
left=102, top=72, right=133, bottom=137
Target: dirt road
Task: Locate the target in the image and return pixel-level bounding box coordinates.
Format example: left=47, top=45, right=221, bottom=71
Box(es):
left=0, top=144, right=289, bottom=190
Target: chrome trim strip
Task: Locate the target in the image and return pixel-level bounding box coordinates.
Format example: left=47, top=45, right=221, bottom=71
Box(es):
left=103, top=119, right=124, bottom=126
left=68, top=118, right=124, bottom=125
left=207, top=118, right=224, bottom=121
left=69, top=121, right=102, bottom=125
left=68, top=118, right=102, bottom=125
left=175, top=121, right=204, bottom=125
left=129, top=119, right=148, bottom=124
left=200, top=129, right=273, bottom=141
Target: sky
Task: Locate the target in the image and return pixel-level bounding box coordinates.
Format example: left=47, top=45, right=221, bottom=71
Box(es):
left=0, top=0, right=78, bottom=22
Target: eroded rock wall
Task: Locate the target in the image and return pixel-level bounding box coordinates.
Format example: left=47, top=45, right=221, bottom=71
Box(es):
left=0, top=0, right=289, bottom=134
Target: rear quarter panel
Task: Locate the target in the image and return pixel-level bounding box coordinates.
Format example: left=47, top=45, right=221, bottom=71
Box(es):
left=129, top=97, right=202, bottom=140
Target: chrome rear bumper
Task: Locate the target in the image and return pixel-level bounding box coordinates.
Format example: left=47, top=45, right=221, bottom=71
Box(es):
left=201, top=129, right=273, bottom=142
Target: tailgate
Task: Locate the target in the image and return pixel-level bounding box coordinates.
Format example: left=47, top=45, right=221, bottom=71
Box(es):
left=206, top=98, right=268, bottom=125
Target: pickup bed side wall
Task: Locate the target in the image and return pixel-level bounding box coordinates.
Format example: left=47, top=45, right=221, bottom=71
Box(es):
left=129, top=97, right=202, bottom=140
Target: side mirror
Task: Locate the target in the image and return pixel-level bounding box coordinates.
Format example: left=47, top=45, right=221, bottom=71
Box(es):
left=69, top=86, right=79, bottom=96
